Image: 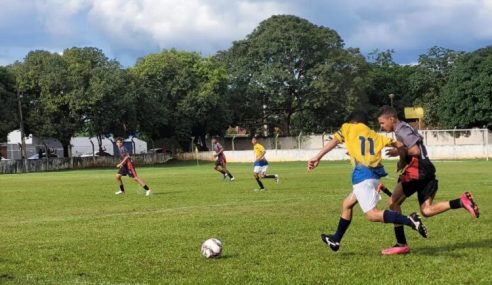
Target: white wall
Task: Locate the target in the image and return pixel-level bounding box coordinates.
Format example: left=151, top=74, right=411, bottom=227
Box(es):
left=178, top=144, right=492, bottom=162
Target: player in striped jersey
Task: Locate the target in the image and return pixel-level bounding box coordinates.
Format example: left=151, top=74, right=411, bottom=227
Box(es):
left=114, top=137, right=152, bottom=196
left=211, top=136, right=234, bottom=181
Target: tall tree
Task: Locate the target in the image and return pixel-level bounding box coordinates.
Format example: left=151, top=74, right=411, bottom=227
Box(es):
left=11, top=50, right=72, bottom=155
left=0, top=67, right=18, bottom=142
left=439, top=47, right=492, bottom=129
left=409, top=46, right=464, bottom=126
left=216, top=15, right=368, bottom=135
left=131, top=50, right=230, bottom=149
left=366, top=49, right=416, bottom=118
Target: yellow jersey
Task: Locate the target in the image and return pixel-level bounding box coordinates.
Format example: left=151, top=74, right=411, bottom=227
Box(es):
left=253, top=143, right=266, bottom=160
left=334, top=123, right=395, bottom=168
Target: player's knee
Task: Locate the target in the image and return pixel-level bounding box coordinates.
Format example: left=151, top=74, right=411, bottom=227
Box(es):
left=364, top=211, right=379, bottom=222
left=420, top=207, right=433, bottom=217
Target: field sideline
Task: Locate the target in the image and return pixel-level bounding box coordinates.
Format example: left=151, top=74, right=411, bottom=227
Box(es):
left=0, top=160, right=491, bottom=284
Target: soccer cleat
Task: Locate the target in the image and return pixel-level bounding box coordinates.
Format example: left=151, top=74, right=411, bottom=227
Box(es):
left=321, top=234, right=340, bottom=252
left=145, top=189, right=152, bottom=197
left=381, top=244, right=410, bottom=255
left=230, top=177, right=235, bottom=181
left=460, top=192, right=480, bottom=218
left=115, top=190, right=125, bottom=195
left=253, top=188, right=266, bottom=192
left=274, top=174, right=280, bottom=184
left=408, top=212, right=428, bottom=238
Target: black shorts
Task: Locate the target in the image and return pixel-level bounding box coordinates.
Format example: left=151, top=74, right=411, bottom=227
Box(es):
left=215, top=158, right=225, bottom=167
left=117, top=162, right=137, bottom=178
left=401, top=178, right=438, bottom=205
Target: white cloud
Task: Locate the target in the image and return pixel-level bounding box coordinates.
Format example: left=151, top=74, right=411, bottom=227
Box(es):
left=1, top=0, right=492, bottom=66
left=85, top=0, right=292, bottom=53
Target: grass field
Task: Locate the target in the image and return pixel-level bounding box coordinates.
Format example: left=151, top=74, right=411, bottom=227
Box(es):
left=0, top=160, right=491, bottom=285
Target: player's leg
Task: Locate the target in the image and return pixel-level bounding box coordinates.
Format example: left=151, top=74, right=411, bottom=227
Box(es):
left=383, top=182, right=410, bottom=255
left=253, top=167, right=265, bottom=190
left=264, top=173, right=279, bottom=183
left=115, top=174, right=125, bottom=195
left=132, top=176, right=152, bottom=196
left=222, top=163, right=235, bottom=181
left=127, top=162, right=152, bottom=196
left=214, top=161, right=227, bottom=178
left=355, top=179, right=428, bottom=238
left=418, top=179, right=479, bottom=218
left=321, top=193, right=358, bottom=251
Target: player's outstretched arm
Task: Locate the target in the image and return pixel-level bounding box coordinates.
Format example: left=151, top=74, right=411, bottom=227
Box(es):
left=308, top=138, right=339, bottom=171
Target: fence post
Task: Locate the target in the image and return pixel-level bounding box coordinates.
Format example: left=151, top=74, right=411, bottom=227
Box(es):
left=298, top=132, right=303, bottom=150
left=275, top=133, right=279, bottom=150
left=486, top=128, right=489, bottom=161
left=322, top=132, right=326, bottom=147
left=232, top=135, right=236, bottom=151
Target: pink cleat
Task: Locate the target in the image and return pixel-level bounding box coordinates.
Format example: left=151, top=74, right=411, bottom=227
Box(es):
left=460, top=192, right=480, bottom=218
left=381, top=244, right=410, bottom=255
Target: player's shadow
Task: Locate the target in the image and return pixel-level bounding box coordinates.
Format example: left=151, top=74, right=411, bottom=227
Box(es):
left=151, top=191, right=182, bottom=195
left=413, top=238, right=492, bottom=256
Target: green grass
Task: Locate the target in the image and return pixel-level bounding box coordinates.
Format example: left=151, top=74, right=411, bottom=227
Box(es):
left=0, top=160, right=491, bottom=285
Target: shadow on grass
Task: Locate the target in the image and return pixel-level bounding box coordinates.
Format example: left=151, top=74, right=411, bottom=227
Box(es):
left=413, top=238, right=492, bottom=256
left=151, top=191, right=183, bottom=195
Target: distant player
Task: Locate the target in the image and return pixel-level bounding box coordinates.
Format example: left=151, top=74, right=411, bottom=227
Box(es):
left=114, top=137, right=152, bottom=196
left=211, top=136, right=234, bottom=181
left=308, top=111, right=428, bottom=252
left=377, top=106, right=479, bottom=255
left=252, top=137, right=279, bottom=191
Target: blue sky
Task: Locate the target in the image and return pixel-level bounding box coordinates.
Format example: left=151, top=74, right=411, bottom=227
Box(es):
left=1, top=0, right=491, bottom=66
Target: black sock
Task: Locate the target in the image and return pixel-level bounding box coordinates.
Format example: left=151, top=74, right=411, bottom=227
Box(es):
left=119, top=185, right=125, bottom=192
left=255, top=177, right=264, bottom=189
left=383, top=210, right=413, bottom=227
left=449, top=198, right=462, bottom=209
left=264, top=175, right=276, bottom=179
left=227, top=171, right=234, bottom=178
left=143, top=185, right=149, bottom=190
left=394, top=226, right=407, bottom=245
left=332, top=217, right=351, bottom=242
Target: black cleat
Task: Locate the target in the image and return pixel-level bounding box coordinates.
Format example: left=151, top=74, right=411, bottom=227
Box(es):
left=321, top=234, right=340, bottom=252
left=408, top=212, right=428, bottom=238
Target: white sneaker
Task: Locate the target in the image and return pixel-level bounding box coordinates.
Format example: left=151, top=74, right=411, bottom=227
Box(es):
left=274, top=174, right=280, bottom=184
left=230, top=177, right=235, bottom=181
left=115, top=190, right=125, bottom=195
left=145, top=189, right=152, bottom=197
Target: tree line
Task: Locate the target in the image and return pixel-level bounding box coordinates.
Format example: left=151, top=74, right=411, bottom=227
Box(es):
left=1, top=15, right=491, bottom=156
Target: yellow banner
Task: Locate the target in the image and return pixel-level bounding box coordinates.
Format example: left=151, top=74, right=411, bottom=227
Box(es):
left=404, top=107, right=424, bottom=119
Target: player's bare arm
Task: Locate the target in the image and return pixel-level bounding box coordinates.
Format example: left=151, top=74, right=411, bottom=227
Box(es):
left=308, top=138, right=339, bottom=171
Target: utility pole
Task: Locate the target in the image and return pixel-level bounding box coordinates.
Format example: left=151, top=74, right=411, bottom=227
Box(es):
left=16, top=89, right=27, bottom=164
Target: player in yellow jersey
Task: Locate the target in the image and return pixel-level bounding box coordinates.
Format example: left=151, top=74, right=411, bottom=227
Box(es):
left=252, top=137, right=279, bottom=191
left=307, top=111, right=427, bottom=252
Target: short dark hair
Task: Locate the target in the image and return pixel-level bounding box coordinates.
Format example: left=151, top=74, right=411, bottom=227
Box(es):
left=115, top=137, right=124, bottom=143
left=346, top=111, right=369, bottom=125
left=377, top=105, right=398, bottom=119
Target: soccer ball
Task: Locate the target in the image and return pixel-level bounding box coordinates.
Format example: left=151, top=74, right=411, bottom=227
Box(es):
left=201, top=238, right=223, bottom=258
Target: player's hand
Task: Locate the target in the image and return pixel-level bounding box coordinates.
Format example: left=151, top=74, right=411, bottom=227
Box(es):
left=116, top=163, right=121, bottom=168
left=307, top=158, right=320, bottom=171
left=385, top=147, right=399, bottom=157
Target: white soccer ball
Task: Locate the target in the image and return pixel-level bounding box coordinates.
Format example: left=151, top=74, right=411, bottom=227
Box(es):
left=201, top=238, right=223, bottom=258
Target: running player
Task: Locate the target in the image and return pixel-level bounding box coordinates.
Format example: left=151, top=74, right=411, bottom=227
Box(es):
left=114, top=137, right=152, bottom=196
left=308, top=111, right=427, bottom=252
left=211, top=136, right=234, bottom=181
left=252, top=137, right=279, bottom=191
left=377, top=106, right=479, bottom=255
